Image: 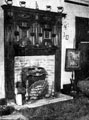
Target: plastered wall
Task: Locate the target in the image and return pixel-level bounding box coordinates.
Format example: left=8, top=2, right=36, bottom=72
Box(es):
left=0, top=0, right=5, bottom=99
left=0, top=0, right=89, bottom=98
left=61, top=3, right=89, bottom=88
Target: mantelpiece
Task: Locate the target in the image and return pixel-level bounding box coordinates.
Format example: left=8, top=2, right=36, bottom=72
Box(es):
left=2, top=5, right=66, bottom=100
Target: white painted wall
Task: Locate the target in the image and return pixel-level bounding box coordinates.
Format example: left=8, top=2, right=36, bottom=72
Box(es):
left=61, top=3, right=89, bottom=88
left=0, top=0, right=5, bottom=99
left=0, top=0, right=89, bottom=98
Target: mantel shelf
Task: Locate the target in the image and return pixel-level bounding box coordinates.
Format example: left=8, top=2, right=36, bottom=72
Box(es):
left=14, top=46, right=58, bottom=56
left=1, top=5, right=66, bottom=18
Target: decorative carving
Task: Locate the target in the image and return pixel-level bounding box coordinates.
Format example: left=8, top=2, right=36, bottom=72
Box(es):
left=2, top=5, right=65, bottom=100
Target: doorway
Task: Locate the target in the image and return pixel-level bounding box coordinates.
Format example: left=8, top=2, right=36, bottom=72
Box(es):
left=75, top=17, right=89, bottom=81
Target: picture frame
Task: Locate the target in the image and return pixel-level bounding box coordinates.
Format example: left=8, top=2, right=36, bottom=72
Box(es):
left=44, top=31, right=51, bottom=39
left=64, top=0, right=89, bottom=6
left=65, top=49, right=81, bottom=71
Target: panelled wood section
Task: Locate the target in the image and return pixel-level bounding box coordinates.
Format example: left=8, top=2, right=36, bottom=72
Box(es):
left=55, top=49, right=61, bottom=92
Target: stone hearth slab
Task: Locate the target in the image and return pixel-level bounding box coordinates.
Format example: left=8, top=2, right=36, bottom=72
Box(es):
left=15, top=93, right=73, bottom=110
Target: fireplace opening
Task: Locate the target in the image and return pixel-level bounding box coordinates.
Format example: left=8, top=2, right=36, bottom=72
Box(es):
left=14, top=55, right=55, bottom=104
left=22, top=66, right=48, bottom=100
left=21, top=66, right=47, bottom=88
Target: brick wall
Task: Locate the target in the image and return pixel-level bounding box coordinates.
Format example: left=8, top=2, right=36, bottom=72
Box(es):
left=14, top=55, right=55, bottom=90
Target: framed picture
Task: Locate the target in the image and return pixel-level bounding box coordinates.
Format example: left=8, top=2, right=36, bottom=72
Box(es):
left=64, top=0, right=89, bottom=6
left=65, top=49, right=81, bottom=71
left=44, top=31, right=51, bottom=39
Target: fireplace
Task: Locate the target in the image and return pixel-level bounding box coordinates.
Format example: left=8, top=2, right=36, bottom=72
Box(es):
left=14, top=55, right=55, bottom=103
left=2, top=4, right=64, bottom=100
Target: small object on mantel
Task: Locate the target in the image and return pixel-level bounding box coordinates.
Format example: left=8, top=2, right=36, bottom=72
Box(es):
left=35, top=1, right=39, bottom=9
left=46, top=5, right=51, bottom=11
left=57, top=6, right=64, bottom=13
left=5, top=0, right=13, bottom=6
left=19, top=1, right=26, bottom=7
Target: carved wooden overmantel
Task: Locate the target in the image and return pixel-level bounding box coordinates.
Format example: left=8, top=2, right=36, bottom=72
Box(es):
left=2, top=5, right=66, bottom=99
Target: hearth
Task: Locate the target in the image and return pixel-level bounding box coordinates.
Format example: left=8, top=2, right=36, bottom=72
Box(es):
left=14, top=93, right=73, bottom=110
